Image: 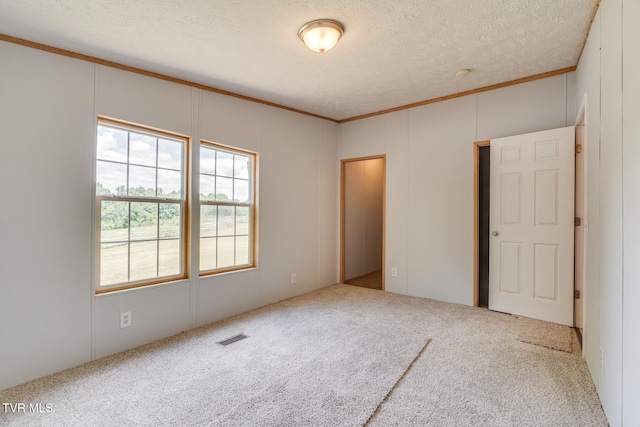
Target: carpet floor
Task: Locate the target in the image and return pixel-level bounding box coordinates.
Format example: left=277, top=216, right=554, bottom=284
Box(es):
left=345, top=270, right=383, bottom=290
left=0, top=284, right=607, bottom=426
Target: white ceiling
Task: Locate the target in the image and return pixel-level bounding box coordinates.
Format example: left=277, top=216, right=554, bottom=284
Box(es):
left=0, top=0, right=598, bottom=121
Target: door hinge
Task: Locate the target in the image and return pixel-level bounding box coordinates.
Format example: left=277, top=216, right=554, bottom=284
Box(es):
left=575, top=217, right=582, bottom=226
left=575, top=289, right=581, bottom=299
left=576, top=144, right=583, bottom=154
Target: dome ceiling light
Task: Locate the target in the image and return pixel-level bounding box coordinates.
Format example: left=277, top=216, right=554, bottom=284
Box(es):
left=455, top=68, right=472, bottom=77
left=298, top=19, right=344, bottom=53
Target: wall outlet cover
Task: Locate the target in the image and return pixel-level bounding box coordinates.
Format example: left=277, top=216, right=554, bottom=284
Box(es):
left=120, top=311, right=132, bottom=328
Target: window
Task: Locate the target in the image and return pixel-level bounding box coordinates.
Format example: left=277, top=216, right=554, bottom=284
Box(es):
left=95, top=118, right=188, bottom=293
left=199, top=142, right=257, bottom=274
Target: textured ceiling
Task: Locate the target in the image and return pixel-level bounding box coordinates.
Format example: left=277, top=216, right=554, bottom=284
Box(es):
left=0, top=0, right=598, bottom=121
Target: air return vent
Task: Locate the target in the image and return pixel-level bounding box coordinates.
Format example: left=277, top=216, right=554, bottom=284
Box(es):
left=217, top=333, right=249, bottom=346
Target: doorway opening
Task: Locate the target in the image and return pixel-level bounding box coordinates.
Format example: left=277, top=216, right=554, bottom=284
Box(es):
left=474, top=141, right=491, bottom=307
left=340, top=155, right=386, bottom=290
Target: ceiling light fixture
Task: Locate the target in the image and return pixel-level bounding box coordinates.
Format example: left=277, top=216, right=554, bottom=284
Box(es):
left=298, top=19, right=344, bottom=53
left=455, top=68, right=472, bottom=77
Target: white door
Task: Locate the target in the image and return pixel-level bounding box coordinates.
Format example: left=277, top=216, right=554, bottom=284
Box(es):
left=489, top=126, right=575, bottom=326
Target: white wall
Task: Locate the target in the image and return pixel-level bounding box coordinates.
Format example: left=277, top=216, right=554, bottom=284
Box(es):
left=622, top=0, right=640, bottom=424
left=407, top=95, right=476, bottom=303
left=362, top=159, right=384, bottom=274
left=339, top=74, right=570, bottom=305
left=344, top=158, right=384, bottom=280
left=339, top=112, right=410, bottom=294
left=597, top=1, right=624, bottom=424
left=0, top=41, right=339, bottom=390
left=570, top=0, right=640, bottom=424
left=0, top=42, right=94, bottom=390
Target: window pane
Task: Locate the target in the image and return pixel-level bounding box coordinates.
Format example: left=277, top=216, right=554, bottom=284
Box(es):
left=130, top=241, right=158, bottom=281
left=200, top=205, right=217, bottom=237
left=218, top=206, right=235, bottom=236
left=200, top=174, right=216, bottom=201
left=96, top=161, right=127, bottom=195
left=200, top=146, right=216, bottom=175
left=160, top=204, right=181, bottom=239
left=97, top=126, right=128, bottom=162
left=158, top=169, right=181, bottom=198
left=101, top=201, right=129, bottom=242
left=216, top=177, right=233, bottom=201
left=198, top=143, right=255, bottom=275
left=234, top=155, right=250, bottom=179
left=159, top=239, right=180, bottom=277
left=97, top=120, right=187, bottom=291
left=101, top=242, right=128, bottom=285
left=236, top=207, right=250, bottom=235
left=130, top=202, right=158, bottom=241
left=236, top=236, right=249, bottom=265
left=234, top=179, right=249, bottom=203
left=158, top=138, right=182, bottom=170
left=129, top=165, right=156, bottom=196
left=216, top=151, right=234, bottom=177
left=200, top=237, right=217, bottom=271
left=217, top=236, right=235, bottom=268
left=129, top=132, right=157, bottom=167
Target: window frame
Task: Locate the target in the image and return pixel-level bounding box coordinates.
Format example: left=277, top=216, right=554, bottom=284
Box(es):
left=94, top=117, right=190, bottom=294
left=199, top=140, right=258, bottom=276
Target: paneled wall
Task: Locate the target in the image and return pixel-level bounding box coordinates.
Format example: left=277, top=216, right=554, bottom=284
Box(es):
left=339, top=75, right=570, bottom=305
left=0, top=42, right=95, bottom=391
left=0, top=40, right=339, bottom=390
left=571, top=0, right=640, bottom=424
left=622, top=0, right=640, bottom=423
left=596, top=1, right=624, bottom=423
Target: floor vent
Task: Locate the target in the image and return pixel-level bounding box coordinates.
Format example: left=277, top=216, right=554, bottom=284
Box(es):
left=217, top=333, right=249, bottom=346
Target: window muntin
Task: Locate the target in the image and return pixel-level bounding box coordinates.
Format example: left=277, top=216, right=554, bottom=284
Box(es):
left=95, top=119, right=188, bottom=293
left=199, top=142, right=256, bottom=274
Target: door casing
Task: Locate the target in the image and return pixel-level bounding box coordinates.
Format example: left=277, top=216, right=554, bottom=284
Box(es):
left=574, top=102, right=588, bottom=337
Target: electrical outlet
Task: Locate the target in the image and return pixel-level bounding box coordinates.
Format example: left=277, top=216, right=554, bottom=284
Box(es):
left=120, top=311, right=132, bottom=329
left=291, top=274, right=297, bottom=284
left=391, top=268, right=398, bottom=277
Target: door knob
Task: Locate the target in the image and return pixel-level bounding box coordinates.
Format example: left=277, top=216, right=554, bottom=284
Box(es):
left=491, top=231, right=499, bottom=236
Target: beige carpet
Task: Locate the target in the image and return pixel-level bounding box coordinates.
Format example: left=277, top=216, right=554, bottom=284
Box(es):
left=516, top=315, right=574, bottom=352
left=0, top=284, right=607, bottom=426
left=366, top=299, right=603, bottom=426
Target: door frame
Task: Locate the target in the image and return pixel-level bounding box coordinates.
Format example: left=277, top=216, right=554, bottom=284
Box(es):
left=574, top=98, right=588, bottom=339
left=340, top=155, right=386, bottom=289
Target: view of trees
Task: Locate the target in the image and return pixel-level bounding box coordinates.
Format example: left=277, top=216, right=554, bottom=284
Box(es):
left=98, top=183, right=181, bottom=234
left=97, top=183, right=248, bottom=236
left=97, top=180, right=251, bottom=284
